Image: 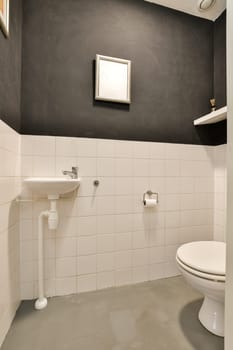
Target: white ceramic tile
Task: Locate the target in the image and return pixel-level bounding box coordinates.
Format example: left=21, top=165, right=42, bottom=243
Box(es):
left=149, top=212, right=165, bottom=230
left=97, top=253, right=115, bottom=272
left=116, top=232, right=132, bottom=251
left=18, top=134, right=222, bottom=301
left=149, top=263, right=165, bottom=280
left=20, top=219, right=33, bottom=241
left=132, top=230, right=148, bottom=249
left=77, top=216, right=96, bottom=236
left=97, top=139, right=115, bottom=158
left=77, top=138, right=97, bottom=158
left=115, top=214, right=133, bottom=233
left=132, top=249, right=148, bottom=267
left=33, top=156, right=55, bottom=176
left=44, top=279, right=56, bottom=297
left=55, top=277, right=76, bottom=295
left=149, top=177, right=165, bottom=195
left=149, top=160, right=165, bottom=177
left=165, top=194, right=180, bottom=211
left=148, top=229, right=164, bottom=247
left=97, top=271, right=115, bottom=289
left=21, top=156, right=33, bottom=176
left=115, top=269, right=132, bottom=286
left=55, top=137, right=77, bottom=157
left=44, top=239, right=56, bottom=259
left=133, top=159, right=149, bottom=177
left=45, top=259, right=56, bottom=279
left=95, top=177, right=115, bottom=196
left=132, top=195, right=148, bottom=214
left=0, top=149, right=19, bottom=177
left=181, top=160, right=198, bottom=177
left=115, top=141, right=133, bottom=158
left=133, top=177, right=150, bottom=195
left=149, top=246, right=164, bottom=264
left=97, top=234, right=115, bottom=253
left=180, top=177, right=195, bottom=194
left=165, top=177, right=181, bottom=194
left=77, top=255, right=96, bottom=275
left=76, top=177, right=96, bottom=197
left=165, top=245, right=179, bottom=262
left=20, top=202, right=33, bottom=220
left=165, top=211, right=180, bottom=228
left=132, top=266, right=148, bottom=284
left=77, top=274, right=97, bottom=293
left=116, top=158, right=133, bottom=177
left=57, top=217, right=79, bottom=237
left=77, top=236, right=97, bottom=256
left=115, top=196, right=133, bottom=214
left=97, top=158, right=115, bottom=177
left=115, top=251, right=132, bottom=269
left=55, top=238, right=76, bottom=257
left=165, top=228, right=180, bottom=245
left=165, top=160, right=180, bottom=177
left=133, top=212, right=150, bottom=232
left=165, top=144, right=182, bottom=160
left=76, top=197, right=96, bottom=217
left=20, top=262, right=35, bottom=282
left=96, top=196, right=115, bottom=215
left=180, top=194, right=195, bottom=210
left=149, top=143, right=165, bottom=159
left=115, top=177, right=133, bottom=196
left=97, top=215, right=115, bottom=234
left=21, top=282, right=34, bottom=300
left=20, top=241, right=36, bottom=262
left=22, top=135, right=55, bottom=156
left=133, top=141, right=150, bottom=159
left=164, top=262, right=180, bottom=278
left=77, top=157, right=96, bottom=177
left=56, top=257, right=76, bottom=277
left=55, top=157, right=77, bottom=176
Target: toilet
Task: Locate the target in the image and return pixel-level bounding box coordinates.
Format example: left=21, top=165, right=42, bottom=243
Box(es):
left=176, top=241, right=226, bottom=337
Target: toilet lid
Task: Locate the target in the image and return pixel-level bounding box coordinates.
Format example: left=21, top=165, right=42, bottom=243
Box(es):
left=177, top=241, right=226, bottom=276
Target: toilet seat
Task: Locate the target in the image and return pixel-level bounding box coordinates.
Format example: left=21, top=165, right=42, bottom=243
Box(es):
left=176, top=255, right=225, bottom=282
left=176, top=241, right=226, bottom=282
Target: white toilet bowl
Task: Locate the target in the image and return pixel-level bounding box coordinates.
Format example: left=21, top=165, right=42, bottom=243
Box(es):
left=176, top=241, right=226, bottom=337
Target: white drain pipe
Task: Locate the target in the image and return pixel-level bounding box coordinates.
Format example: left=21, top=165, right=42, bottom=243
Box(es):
left=35, top=198, right=58, bottom=310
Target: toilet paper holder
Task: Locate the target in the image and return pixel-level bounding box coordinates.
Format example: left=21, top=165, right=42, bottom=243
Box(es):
left=143, top=190, right=159, bottom=204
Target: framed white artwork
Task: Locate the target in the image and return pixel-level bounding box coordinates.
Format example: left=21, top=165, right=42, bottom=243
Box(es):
left=0, top=0, right=9, bottom=37
left=95, top=54, right=131, bottom=104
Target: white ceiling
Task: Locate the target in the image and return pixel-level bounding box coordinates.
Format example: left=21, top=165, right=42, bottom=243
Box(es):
left=144, top=0, right=226, bottom=21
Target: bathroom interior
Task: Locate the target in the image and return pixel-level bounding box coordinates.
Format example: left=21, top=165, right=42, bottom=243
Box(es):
left=1, top=0, right=233, bottom=349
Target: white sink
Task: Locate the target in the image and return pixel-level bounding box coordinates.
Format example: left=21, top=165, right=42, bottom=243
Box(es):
left=24, top=177, right=81, bottom=199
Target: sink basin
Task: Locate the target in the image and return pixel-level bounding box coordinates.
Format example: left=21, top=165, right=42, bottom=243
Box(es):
left=24, top=177, right=80, bottom=198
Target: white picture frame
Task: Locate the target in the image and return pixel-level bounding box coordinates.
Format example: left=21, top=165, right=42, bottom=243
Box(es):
left=0, top=0, right=9, bottom=37
left=95, top=54, right=131, bottom=104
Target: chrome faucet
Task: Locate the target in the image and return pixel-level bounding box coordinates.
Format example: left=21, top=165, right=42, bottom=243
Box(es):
left=62, top=166, right=78, bottom=179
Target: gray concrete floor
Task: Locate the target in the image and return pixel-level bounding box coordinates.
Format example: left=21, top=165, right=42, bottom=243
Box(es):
left=2, top=277, right=223, bottom=350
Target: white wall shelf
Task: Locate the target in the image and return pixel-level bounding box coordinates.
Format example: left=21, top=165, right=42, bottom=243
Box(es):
left=194, top=106, right=227, bottom=126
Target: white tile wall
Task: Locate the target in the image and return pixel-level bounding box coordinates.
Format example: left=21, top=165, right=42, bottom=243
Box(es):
left=0, top=118, right=226, bottom=346
left=20, top=136, right=216, bottom=299
left=0, top=120, right=21, bottom=347
left=214, top=144, right=227, bottom=241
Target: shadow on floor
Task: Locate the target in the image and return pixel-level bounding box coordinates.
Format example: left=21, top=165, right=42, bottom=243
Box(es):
left=179, top=299, right=224, bottom=350
left=14, top=300, right=35, bottom=320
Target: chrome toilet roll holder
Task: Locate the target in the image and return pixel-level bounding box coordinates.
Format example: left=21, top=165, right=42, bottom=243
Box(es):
left=143, top=190, right=159, bottom=205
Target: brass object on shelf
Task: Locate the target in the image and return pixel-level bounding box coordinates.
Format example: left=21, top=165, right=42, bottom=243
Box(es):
left=210, top=98, right=216, bottom=112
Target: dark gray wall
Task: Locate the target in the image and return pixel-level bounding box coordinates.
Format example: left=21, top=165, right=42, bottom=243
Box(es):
left=214, top=11, right=226, bottom=108
left=0, top=0, right=22, bottom=132
left=20, top=0, right=226, bottom=145
left=211, top=11, right=227, bottom=145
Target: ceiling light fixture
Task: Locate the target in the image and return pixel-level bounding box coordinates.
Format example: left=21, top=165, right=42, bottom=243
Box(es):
left=198, top=0, right=216, bottom=11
